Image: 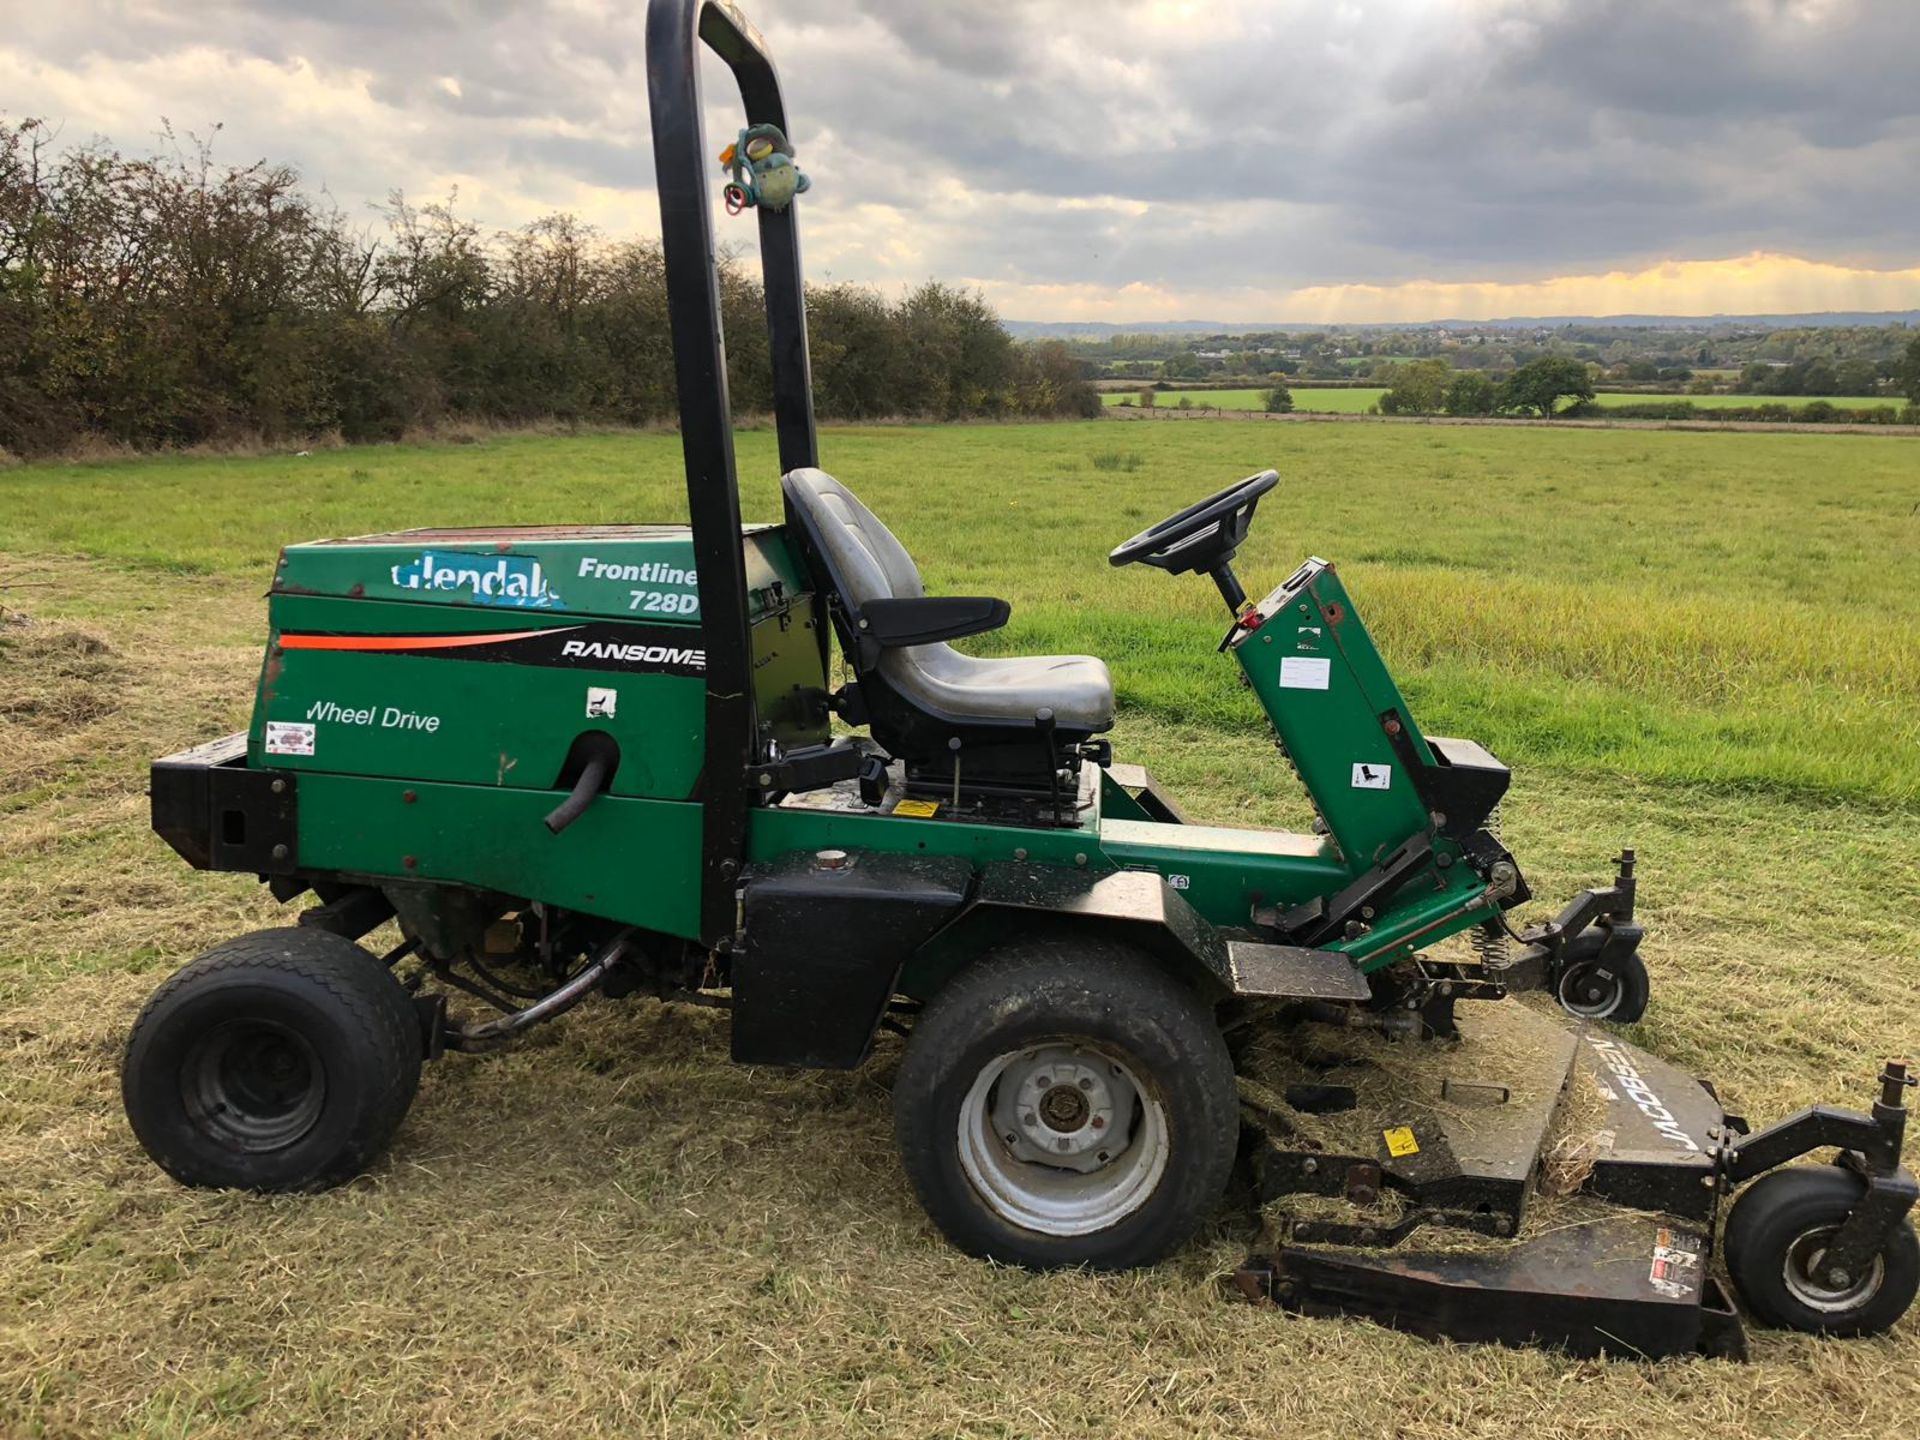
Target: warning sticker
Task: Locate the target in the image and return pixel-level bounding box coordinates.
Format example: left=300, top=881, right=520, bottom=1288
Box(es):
left=1648, top=1226, right=1702, bottom=1300
left=1352, top=761, right=1392, bottom=790
left=1383, top=1126, right=1420, bottom=1157
left=1279, top=656, right=1332, bottom=690
left=264, top=721, right=316, bottom=757
left=893, top=797, right=939, bottom=818
left=585, top=686, right=618, bottom=718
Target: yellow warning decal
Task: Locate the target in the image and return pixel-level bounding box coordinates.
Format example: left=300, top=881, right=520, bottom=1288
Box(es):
left=1383, top=1126, right=1419, bottom=1157
left=893, top=798, right=940, bottom=818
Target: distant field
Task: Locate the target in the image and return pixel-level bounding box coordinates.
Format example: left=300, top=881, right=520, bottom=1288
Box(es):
left=1104, top=387, right=1384, bottom=412
left=1103, top=387, right=1896, bottom=414
left=1637, top=392, right=1891, bottom=410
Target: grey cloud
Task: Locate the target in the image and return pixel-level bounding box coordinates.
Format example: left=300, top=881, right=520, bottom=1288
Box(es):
left=3, top=0, right=1915, bottom=299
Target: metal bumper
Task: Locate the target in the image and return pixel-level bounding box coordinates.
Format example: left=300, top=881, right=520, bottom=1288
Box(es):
left=151, top=732, right=298, bottom=875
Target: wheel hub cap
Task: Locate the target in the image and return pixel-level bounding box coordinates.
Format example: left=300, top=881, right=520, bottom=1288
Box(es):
left=1784, top=1229, right=1886, bottom=1313
left=182, top=1019, right=326, bottom=1153
left=956, top=1042, right=1171, bottom=1237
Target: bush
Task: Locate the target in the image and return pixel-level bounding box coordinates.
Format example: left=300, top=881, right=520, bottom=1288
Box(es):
left=1377, top=358, right=1451, bottom=415
left=1175, top=395, right=1194, bottom=410
left=1442, top=371, right=1496, bottom=416
left=1261, top=384, right=1293, bottom=413
left=0, top=117, right=1101, bottom=456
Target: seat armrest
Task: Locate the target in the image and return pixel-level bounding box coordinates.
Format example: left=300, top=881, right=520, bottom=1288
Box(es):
left=858, top=595, right=1010, bottom=652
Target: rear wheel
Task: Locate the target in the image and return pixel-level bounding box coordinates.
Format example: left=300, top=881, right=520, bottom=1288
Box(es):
left=892, top=938, right=1236, bottom=1270
left=1723, top=1165, right=1919, bottom=1336
left=123, top=927, right=423, bottom=1191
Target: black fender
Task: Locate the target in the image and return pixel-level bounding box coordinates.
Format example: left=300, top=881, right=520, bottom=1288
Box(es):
left=898, top=861, right=1236, bottom=1004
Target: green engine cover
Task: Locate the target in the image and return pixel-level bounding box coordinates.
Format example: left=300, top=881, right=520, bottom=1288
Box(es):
left=249, top=523, right=828, bottom=873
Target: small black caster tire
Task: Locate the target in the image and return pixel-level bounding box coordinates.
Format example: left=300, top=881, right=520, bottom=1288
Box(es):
left=1723, top=1165, right=1920, bottom=1337
left=123, top=926, right=423, bottom=1192
left=892, top=937, right=1237, bottom=1271
left=1554, top=933, right=1650, bottom=1023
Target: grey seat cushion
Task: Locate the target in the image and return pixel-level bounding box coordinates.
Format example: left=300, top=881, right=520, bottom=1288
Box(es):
left=783, top=468, right=1115, bottom=731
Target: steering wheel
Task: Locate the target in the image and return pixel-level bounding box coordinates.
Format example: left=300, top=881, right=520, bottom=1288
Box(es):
left=1107, top=470, right=1279, bottom=575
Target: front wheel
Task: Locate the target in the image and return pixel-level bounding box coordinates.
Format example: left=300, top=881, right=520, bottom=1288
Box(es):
left=1723, top=1165, right=1920, bottom=1336
left=1554, top=932, right=1650, bottom=1023
left=892, top=938, right=1237, bottom=1270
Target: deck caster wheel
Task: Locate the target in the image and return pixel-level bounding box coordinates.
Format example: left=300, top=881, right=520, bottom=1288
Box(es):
left=123, top=927, right=424, bottom=1192
left=1554, top=933, right=1649, bottom=1023
left=891, top=938, right=1236, bottom=1270
left=1723, top=1166, right=1919, bottom=1336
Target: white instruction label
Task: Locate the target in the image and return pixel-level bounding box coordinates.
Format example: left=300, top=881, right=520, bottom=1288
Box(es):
left=1279, top=656, right=1332, bottom=690
left=585, top=686, right=618, bottom=719
left=1352, top=761, right=1392, bottom=790
left=265, top=721, right=316, bottom=757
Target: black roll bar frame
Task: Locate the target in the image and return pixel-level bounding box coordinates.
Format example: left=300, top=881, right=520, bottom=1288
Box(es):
left=645, top=0, right=818, bottom=942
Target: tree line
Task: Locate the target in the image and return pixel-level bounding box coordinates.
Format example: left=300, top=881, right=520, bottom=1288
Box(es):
left=0, top=119, right=1099, bottom=459
left=1377, top=353, right=1920, bottom=421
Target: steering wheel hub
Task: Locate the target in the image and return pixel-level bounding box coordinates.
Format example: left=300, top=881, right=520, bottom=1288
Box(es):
left=1107, top=469, right=1280, bottom=585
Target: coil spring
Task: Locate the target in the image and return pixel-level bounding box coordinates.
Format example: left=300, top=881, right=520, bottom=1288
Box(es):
left=1468, top=801, right=1511, bottom=967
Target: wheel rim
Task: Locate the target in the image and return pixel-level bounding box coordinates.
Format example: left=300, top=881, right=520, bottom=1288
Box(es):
left=956, top=1041, right=1170, bottom=1237
left=1557, top=961, right=1625, bottom=1019
left=181, top=1019, right=326, bottom=1152
left=1782, top=1225, right=1886, bottom=1314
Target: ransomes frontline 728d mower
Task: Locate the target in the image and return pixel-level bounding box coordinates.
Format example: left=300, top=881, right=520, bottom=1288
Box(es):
left=125, top=0, right=1916, bottom=1358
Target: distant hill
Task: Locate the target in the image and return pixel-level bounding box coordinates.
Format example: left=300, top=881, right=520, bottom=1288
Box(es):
left=1003, top=311, right=1920, bottom=339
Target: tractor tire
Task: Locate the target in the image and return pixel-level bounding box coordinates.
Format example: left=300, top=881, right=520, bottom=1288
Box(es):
left=1554, top=931, right=1650, bottom=1024
left=1723, top=1165, right=1919, bottom=1336
left=123, top=927, right=423, bottom=1192
left=892, top=937, right=1236, bottom=1271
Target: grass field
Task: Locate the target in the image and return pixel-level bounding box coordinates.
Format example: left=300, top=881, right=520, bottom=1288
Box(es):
left=1102, top=388, right=1895, bottom=413
left=1104, top=387, right=1384, bottom=412
left=3, top=420, right=1919, bottom=1437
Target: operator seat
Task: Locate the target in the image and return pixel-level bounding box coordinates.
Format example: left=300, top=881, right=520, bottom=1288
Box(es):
left=781, top=468, right=1113, bottom=786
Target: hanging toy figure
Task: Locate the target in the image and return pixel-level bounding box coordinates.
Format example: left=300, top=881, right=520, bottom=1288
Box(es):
left=719, top=123, right=811, bottom=214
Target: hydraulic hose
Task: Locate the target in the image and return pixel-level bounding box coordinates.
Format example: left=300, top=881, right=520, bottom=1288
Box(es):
left=544, top=750, right=613, bottom=834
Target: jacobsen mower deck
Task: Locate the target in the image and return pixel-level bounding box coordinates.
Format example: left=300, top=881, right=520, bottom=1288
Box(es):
left=123, top=0, right=1915, bottom=1359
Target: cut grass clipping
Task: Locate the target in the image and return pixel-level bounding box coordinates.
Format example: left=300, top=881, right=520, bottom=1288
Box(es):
left=1, top=419, right=1917, bottom=1437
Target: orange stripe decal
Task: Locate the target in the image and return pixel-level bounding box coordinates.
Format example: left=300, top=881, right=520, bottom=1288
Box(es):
left=279, top=628, right=577, bottom=652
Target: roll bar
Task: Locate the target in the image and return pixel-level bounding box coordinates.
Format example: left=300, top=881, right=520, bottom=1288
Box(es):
left=645, top=0, right=818, bottom=942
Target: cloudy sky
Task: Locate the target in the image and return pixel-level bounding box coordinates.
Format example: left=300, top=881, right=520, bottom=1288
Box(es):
left=5, top=0, right=1918, bottom=322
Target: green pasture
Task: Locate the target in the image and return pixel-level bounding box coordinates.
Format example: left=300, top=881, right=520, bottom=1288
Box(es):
left=1103, top=388, right=1895, bottom=414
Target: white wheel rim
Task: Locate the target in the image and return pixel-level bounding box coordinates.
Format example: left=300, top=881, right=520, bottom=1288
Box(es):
left=956, top=1041, right=1170, bottom=1237
left=1782, top=1226, right=1886, bottom=1314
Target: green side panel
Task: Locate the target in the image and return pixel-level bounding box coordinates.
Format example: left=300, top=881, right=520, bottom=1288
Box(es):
left=1232, top=561, right=1435, bottom=872
left=295, top=774, right=704, bottom=938
left=250, top=595, right=707, bottom=798
left=273, top=523, right=810, bottom=624
left=1097, top=817, right=1349, bottom=923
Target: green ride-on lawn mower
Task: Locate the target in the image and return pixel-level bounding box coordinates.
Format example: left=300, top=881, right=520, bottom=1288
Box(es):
left=126, top=0, right=1916, bottom=1359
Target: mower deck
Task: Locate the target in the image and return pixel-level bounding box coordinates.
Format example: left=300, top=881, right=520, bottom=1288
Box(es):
left=1236, top=1002, right=1751, bottom=1357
